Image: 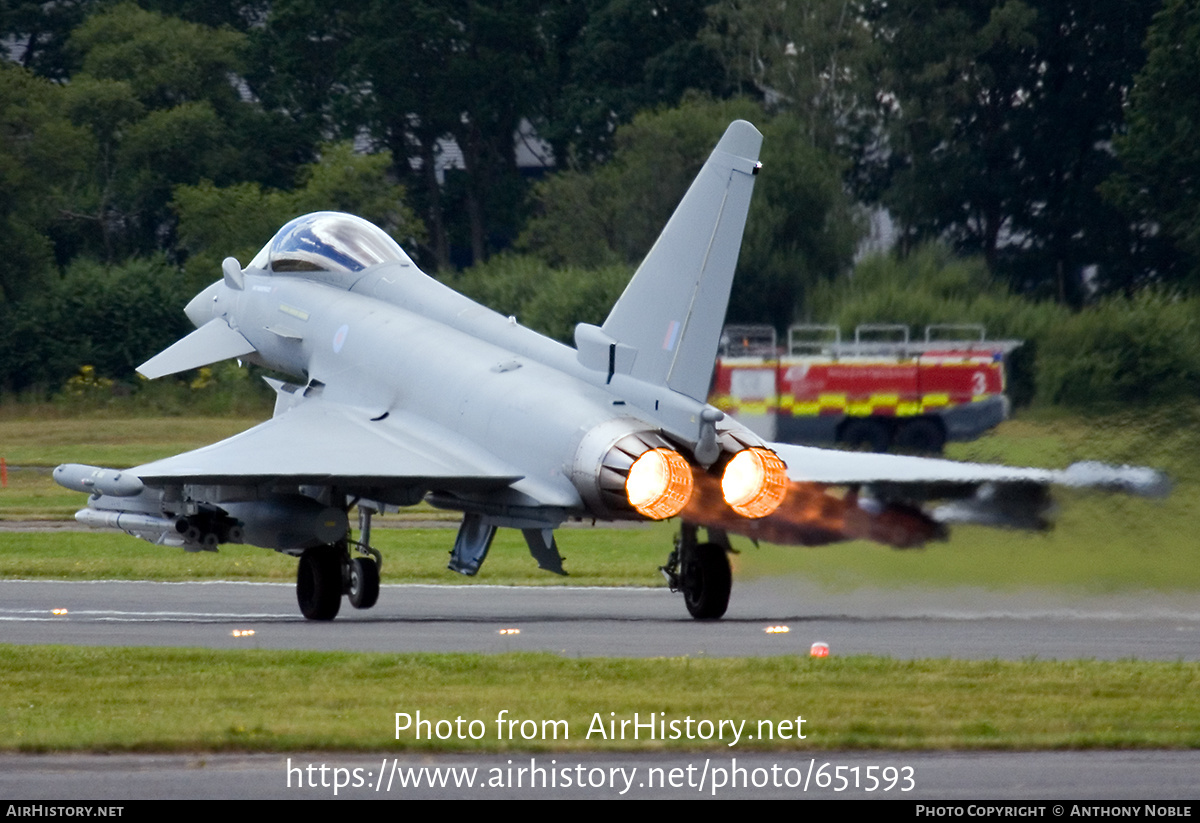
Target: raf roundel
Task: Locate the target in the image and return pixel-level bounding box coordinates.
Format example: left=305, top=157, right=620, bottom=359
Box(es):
left=333, top=324, right=349, bottom=354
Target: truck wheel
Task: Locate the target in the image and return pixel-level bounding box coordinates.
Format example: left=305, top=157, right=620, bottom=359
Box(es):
left=839, top=419, right=891, bottom=452
left=894, top=419, right=946, bottom=454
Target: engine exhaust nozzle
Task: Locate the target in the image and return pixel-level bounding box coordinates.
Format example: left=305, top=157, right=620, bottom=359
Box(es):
left=720, top=447, right=788, bottom=518
left=625, top=448, right=694, bottom=520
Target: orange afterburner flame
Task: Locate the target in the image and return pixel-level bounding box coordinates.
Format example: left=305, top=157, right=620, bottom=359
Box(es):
left=683, top=469, right=940, bottom=548
left=721, top=448, right=789, bottom=518
left=625, top=448, right=694, bottom=520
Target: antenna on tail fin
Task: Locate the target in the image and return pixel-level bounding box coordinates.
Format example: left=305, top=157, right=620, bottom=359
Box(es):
left=586, top=120, right=762, bottom=402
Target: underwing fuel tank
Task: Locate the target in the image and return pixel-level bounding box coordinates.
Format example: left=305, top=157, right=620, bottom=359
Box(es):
left=54, top=464, right=145, bottom=497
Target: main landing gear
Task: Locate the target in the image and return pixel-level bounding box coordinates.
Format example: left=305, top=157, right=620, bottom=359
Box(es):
left=296, top=505, right=382, bottom=620
left=661, top=523, right=733, bottom=619
left=348, top=556, right=380, bottom=609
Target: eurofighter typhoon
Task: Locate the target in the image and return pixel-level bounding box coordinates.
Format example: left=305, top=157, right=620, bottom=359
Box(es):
left=55, top=121, right=1167, bottom=620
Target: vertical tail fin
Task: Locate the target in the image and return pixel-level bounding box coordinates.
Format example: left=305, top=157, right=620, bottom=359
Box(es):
left=600, top=120, right=762, bottom=401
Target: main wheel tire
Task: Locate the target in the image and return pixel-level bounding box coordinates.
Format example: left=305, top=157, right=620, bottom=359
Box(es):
left=297, top=546, right=342, bottom=620
left=894, top=418, right=946, bottom=454
left=682, top=542, right=732, bottom=620
left=348, top=557, right=380, bottom=610
left=839, top=418, right=891, bottom=452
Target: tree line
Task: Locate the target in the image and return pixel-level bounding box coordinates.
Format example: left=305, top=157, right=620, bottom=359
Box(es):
left=2, top=0, right=1198, bottom=407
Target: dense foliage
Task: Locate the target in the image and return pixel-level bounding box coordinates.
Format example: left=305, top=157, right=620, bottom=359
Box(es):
left=812, top=245, right=1200, bottom=410
left=1, top=0, right=1197, bottom=411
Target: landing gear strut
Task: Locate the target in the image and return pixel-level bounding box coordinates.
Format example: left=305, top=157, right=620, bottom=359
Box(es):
left=296, top=504, right=383, bottom=620
left=661, top=523, right=733, bottom=619
left=348, top=504, right=381, bottom=610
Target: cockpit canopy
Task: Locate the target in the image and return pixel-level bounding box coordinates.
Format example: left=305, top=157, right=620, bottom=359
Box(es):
left=248, top=212, right=414, bottom=277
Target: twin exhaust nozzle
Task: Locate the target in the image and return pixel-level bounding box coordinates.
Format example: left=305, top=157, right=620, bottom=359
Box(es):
left=625, top=446, right=788, bottom=521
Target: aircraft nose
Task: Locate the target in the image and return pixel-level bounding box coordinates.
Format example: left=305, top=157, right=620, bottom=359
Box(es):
left=184, top=282, right=222, bottom=328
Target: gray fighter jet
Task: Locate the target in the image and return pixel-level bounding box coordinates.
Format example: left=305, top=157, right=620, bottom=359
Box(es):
left=54, top=121, right=1167, bottom=621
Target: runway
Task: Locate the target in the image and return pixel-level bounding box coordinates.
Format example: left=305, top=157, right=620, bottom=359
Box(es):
left=3, top=750, right=1199, bottom=800
left=2, top=577, right=1198, bottom=659
left=4, top=577, right=1199, bottom=800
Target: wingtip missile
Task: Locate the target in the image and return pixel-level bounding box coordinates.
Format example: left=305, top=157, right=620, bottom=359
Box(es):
left=1058, top=461, right=1171, bottom=498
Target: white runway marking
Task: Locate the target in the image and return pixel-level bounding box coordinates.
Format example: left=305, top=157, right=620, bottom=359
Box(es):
left=0, top=609, right=292, bottom=622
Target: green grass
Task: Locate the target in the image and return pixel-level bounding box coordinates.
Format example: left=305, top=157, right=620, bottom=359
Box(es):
left=733, top=404, right=1200, bottom=592
left=0, top=416, right=265, bottom=519
left=2, top=407, right=1198, bottom=592
left=0, top=415, right=263, bottom=469
left=730, top=493, right=1200, bottom=592
left=1, top=408, right=1197, bottom=756
left=0, top=525, right=675, bottom=587
left=947, top=404, right=1200, bottom=485
left=3, top=645, right=1198, bottom=752
left=3, top=509, right=1199, bottom=592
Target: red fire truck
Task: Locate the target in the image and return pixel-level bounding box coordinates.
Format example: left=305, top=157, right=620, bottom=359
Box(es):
left=710, top=324, right=1022, bottom=453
